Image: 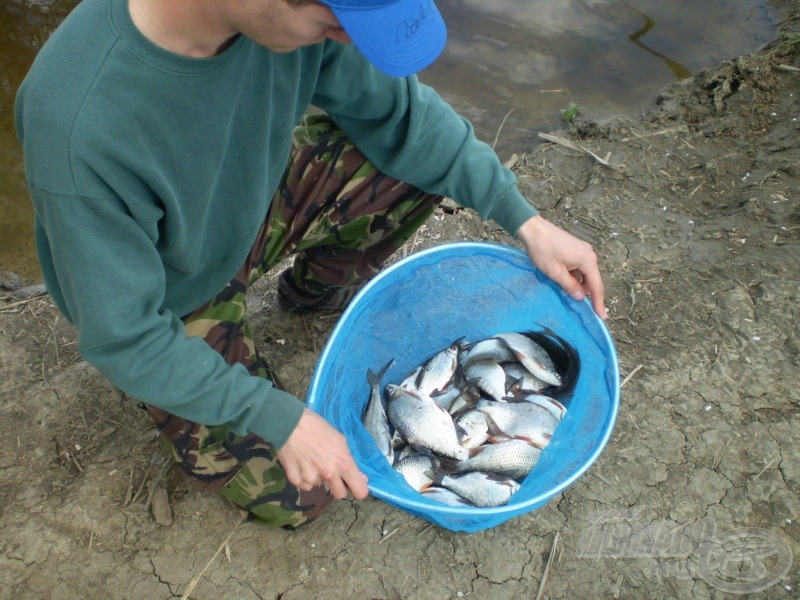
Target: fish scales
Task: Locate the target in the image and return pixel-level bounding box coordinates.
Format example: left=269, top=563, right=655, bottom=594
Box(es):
left=386, top=384, right=469, bottom=461
left=477, top=398, right=562, bottom=447
left=454, top=409, right=490, bottom=449
left=437, top=472, right=521, bottom=507
left=452, top=439, right=542, bottom=479
left=421, top=486, right=472, bottom=507
left=394, top=453, right=439, bottom=491
left=493, top=332, right=562, bottom=387
left=461, top=338, right=515, bottom=368
left=463, top=361, right=509, bottom=402
left=413, top=339, right=462, bottom=396
left=502, top=361, right=549, bottom=393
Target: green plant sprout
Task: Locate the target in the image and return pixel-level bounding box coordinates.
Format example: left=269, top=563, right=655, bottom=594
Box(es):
left=561, top=102, right=584, bottom=125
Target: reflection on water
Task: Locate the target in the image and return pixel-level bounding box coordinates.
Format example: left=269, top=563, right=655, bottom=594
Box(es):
left=422, top=0, right=776, bottom=157
left=0, top=0, right=778, bottom=282
left=618, top=0, right=691, bottom=80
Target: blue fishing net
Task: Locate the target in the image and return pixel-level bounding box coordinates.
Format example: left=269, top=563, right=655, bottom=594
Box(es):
left=306, top=242, right=619, bottom=533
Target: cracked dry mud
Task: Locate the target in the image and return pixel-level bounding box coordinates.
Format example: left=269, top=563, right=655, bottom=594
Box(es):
left=1, top=10, right=798, bottom=600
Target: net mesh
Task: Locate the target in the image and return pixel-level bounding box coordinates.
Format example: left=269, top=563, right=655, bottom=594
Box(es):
left=307, top=242, right=619, bottom=533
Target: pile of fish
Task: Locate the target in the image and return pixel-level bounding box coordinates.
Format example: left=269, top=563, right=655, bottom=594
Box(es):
left=362, top=329, right=579, bottom=508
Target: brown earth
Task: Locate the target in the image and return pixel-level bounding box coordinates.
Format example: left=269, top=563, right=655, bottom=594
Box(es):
left=1, top=6, right=799, bottom=599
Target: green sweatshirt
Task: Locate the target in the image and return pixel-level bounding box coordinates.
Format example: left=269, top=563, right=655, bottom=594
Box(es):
left=15, top=0, right=537, bottom=449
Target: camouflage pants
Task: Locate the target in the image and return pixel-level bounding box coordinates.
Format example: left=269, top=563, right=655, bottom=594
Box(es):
left=145, top=114, right=443, bottom=528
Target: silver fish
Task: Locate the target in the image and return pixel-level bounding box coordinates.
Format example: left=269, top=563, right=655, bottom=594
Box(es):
left=414, top=339, right=462, bottom=396
left=464, top=360, right=510, bottom=402
left=421, top=486, right=472, bottom=507
left=437, top=472, right=521, bottom=507
left=503, top=362, right=549, bottom=393
left=461, top=338, right=515, bottom=369
left=521, top=394, right=568, bottom=419
left=386, top=384, right=469, bottom=461
left=394, top=453, right=439, bottom=491
left=451, top=439, right=542, bottom=479
left=476, top=398, right=561, bottom=447
left=493, top=332, right=562, bottom=387
left=363, top=359, right=396, bottom=465
left=454, top=409, right=491, bottom=449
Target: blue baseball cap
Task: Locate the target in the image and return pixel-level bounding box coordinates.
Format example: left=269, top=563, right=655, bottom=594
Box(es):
left=319, top=0, right=447, bottom=77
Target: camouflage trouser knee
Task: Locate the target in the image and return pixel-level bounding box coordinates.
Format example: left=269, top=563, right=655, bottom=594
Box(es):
left=145, top=113, right=443, bottom=528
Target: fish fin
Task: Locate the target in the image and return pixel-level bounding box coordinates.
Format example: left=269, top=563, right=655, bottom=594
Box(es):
left=431, top=470, right=445, bottom=486
left=367, top=358, right=396, bottom=388
left=483, top=472, right=516, bottom=485
left=450, top=363, right=466, bottom=386
left=541, top=397, right=568, bottom=419
left=480, top=414, right=503, bottom=434
left=504, top=375, right=525, bottom=395
left=435, top=458, right=459, bottom=476
left=413, top=366, right=429, bottom=391
left=468, top=445, right=488, bottom=457
left=512, top=433, right=549, bottom=448
left=378, top=358, right=396, bottom=379
left=548, top=397, right=568, bottom=418
left=454, top=421, right=470, bottom=439
left=450, top=336, right=467, bottom=349
left=525, top=437, right=547, bottom=450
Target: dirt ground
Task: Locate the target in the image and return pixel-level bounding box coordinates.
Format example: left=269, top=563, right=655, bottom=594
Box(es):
left=1, top=5, right=799, bottom=599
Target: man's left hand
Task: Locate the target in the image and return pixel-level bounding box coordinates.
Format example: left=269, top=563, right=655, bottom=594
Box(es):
left=516, top=214, right=607, bottom=319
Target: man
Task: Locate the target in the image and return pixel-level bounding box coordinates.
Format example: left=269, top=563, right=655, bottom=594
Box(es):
left=15, top=0, right=606, bottom=527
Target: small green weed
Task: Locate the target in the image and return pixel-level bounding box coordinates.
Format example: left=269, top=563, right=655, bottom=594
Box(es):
left=561, top=102, right=583, bottom=125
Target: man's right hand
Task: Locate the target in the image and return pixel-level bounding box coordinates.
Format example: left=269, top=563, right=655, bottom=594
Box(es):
left=276, top=408, right=369, bottom=500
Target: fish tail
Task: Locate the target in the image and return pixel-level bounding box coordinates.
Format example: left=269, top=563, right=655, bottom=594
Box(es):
left=431, top=461, right=458, bottom=481
left=368, top=358, right=396, bottom=387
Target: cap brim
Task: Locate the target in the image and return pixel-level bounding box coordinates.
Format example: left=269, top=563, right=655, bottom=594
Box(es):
left=329, top=0, right=447, bottom=77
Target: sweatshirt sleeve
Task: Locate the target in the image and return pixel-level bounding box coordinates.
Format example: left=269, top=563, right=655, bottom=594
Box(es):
left=311, top=43, right=537, bottom=236
left=30, top=184, right=305, bottom=449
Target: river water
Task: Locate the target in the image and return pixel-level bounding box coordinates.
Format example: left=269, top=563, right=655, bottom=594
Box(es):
left=0, top=0, right=778, bottom=282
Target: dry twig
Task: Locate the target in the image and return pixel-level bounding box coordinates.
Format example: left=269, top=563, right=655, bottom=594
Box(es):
left=538, top=133, right=625, bottom=172
left=620, top=364, right=644, bottom=388
left=0, top=297, right=46, bottom=313
left=753, top=458, right=775, bottom=480
left=180, top=514, right=247, bottom=600
left=535, top=531, right=560, bottom=600
left=492, top=107, right=515, bottom=150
